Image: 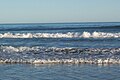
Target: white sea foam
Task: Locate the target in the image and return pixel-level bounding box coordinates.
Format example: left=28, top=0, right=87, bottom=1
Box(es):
left=0, top=46, right=120, bottom=64
left=0, top=46, right=40, bottom=52
left=0, top=32, right=120, bottom=38
left=0, top=58, right=120, bottom=64
left=0, top=46, right=120, bottom=53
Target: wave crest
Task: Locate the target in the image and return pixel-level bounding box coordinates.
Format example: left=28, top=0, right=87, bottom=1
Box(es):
left=0, top=32, right=120, bottom=38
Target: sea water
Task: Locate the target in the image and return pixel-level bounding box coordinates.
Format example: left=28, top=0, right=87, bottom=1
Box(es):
left=0, top=64, right=120, bottom=80
left=0, top=22, right=120, bottom=79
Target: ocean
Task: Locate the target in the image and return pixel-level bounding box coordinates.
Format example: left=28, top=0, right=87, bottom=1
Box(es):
left=0, top=22, right=120, bottom=79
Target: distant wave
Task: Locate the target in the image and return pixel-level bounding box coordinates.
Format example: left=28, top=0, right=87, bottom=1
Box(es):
left=0, top=25, right=120, bottom=31
left=0, top=32, right=120, bottom=38
left=0, top=46, right=120, bottom=64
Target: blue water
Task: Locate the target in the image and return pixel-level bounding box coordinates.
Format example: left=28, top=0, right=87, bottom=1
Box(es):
left=0, top=22, right=120, bottom=79
left=0, top=22, right=120, bottom=48
left=0, top=64, right=120, bottom=80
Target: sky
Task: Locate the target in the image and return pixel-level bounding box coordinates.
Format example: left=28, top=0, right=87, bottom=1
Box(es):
left=0, top=0, right=120, bottom=23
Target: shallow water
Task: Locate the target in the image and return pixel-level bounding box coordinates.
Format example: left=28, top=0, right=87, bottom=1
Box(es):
left=0, top=64, right=120, bottom=80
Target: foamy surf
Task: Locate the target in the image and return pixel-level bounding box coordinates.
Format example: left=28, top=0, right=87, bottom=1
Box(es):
left=0, top=46, right=120, bottom=64
left=0, top=58, right=120, bottom=64
left=0, top=31, right=120, bottom=38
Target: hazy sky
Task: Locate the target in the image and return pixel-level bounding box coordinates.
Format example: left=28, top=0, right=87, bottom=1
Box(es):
left=0, top=0, right=120, bottom=23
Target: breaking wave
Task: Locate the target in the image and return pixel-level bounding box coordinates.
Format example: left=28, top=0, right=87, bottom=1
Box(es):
left=0, top=31, right=120, bottom=38
left=0, top=46, right=120, bottom=64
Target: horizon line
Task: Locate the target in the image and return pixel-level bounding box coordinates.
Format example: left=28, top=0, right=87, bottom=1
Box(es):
left=0, top=21, right=120, bottom=25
